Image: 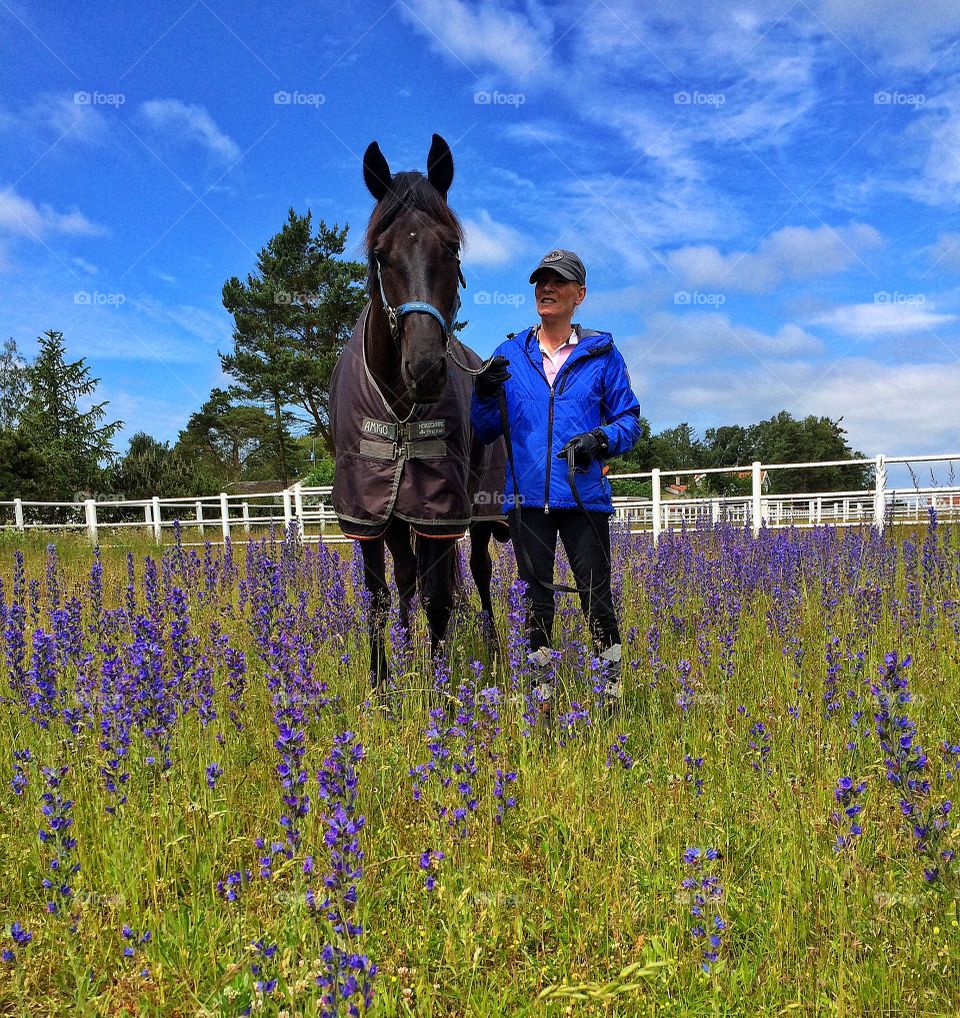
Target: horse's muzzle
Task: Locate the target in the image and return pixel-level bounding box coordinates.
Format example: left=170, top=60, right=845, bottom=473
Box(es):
left=403, top=356, right=447, bottom=404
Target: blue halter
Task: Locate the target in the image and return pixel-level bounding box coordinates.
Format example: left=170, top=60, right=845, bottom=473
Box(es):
left=374, top=256, right=464, bottom=342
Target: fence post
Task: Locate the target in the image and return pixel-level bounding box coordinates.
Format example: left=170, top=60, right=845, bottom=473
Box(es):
left=711, top=497, right=720, bottom=525
left=195, top=500, right=204, bottom=535
left=220, top=493, right=231, bottom=540
left=84, top=499, right=98, bottom=546
left=651, top=468, right=661, bottom=545
left=283, top=489, right=293, bottom=531
left=751, top=461, right=762, bottom=536
left=151, top=496, right=162, bottom=544
left=873, top=454, right=886, bottom=533
left=143, top=503, right=152, bottom=537
left=13, top=498, right=24, bottom=532
left=293, top=482, right=305, bottom=538
left=242, top=502, right=251, bottom=534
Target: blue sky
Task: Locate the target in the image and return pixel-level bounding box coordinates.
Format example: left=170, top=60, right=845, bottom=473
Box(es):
left=1, top=0, right=959, bottom=463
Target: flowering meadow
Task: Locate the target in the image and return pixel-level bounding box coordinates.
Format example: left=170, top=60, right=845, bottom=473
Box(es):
left=1, top=516, right=959, bottom=1016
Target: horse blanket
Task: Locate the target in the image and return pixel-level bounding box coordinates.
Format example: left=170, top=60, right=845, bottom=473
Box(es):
left=330, top=304, right=504, bottom=540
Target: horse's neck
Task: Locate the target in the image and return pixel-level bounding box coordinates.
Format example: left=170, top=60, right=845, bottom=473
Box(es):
left=364, top=303, right=414, bottom=419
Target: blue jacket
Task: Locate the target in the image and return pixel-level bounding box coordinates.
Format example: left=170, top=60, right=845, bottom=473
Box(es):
left=471, top=326, right=642, bottom=513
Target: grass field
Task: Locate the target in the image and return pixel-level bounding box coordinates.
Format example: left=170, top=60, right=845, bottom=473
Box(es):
left=0, top=518, right=959, bottom=1016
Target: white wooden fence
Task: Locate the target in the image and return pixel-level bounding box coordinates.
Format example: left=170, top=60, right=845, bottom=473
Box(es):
left=1, top=452, right=957, bottom=546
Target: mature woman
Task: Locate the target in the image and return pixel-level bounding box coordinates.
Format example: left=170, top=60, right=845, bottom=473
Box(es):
left=471, top=249, right=642, bottom=709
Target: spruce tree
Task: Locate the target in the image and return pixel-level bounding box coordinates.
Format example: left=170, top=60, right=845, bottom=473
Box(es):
left=19, top=330, right=122, bottom=499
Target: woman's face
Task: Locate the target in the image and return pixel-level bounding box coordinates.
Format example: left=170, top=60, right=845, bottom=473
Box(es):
left=534, top=270, right=586, bottom=323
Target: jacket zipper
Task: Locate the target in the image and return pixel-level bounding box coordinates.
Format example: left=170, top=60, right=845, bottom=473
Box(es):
left=522, top=333, right=612, bottom=513
left=544, top=383, right=555, bottom=512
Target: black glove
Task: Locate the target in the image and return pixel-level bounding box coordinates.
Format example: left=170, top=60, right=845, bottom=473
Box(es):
left=474, top=355, right=511, bottom=399
left=557, top=429, right=609, bottom=469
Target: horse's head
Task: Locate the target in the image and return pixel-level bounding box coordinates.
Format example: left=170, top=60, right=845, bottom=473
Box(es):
left=363, top=134, right=463, bottom=405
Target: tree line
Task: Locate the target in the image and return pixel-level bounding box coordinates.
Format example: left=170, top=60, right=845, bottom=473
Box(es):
left=0, top=209, right=872, bottom=504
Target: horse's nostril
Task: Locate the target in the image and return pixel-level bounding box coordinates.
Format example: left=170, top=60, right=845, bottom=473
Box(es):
left=406, top=357, right=446, bottom=393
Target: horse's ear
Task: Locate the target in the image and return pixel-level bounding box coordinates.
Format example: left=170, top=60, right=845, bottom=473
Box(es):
left=427, top=134, right=454, bottom=198
left=363, top=141, right=392, bottom=201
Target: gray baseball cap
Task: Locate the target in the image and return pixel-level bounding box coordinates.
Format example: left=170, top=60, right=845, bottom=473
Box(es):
left=529, top=248, right=586, bottom=286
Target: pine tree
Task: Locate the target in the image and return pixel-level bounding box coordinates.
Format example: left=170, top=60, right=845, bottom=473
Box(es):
left=220, top=210, right=367, bottom=477
left=19, top=330, right=123, bottom=499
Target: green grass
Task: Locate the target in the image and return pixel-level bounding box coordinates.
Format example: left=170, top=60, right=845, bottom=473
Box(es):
left=0, top=524, right=959, bottom=1016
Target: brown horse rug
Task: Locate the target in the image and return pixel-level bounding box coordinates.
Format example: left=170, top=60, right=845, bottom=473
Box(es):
left=330, top=304, right=503, bottom=540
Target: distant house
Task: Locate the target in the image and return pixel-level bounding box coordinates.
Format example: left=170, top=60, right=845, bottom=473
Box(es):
left=732, top=468, right=770, bottom=493
left=665, top=477, right=688, bottom=497
left=225, top=480, right=288, bottom=496
left=662, top=469, right=769, bottom=497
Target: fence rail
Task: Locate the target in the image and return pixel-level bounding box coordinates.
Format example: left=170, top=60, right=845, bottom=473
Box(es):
left=1, top=452, right=958, bottom=546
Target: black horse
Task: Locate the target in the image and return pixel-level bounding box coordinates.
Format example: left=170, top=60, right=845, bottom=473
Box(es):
left=329, top=134, right=507, bottom=689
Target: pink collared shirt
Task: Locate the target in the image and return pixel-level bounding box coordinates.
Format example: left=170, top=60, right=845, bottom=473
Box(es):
left=539, top=329, right=578, bottom=387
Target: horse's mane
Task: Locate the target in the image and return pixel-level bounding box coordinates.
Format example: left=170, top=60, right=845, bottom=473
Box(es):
left=365, top=172, right=463, bottom=290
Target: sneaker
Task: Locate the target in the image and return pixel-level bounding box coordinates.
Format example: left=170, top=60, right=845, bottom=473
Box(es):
left=596, top=644, right=623, bottom=716
left=527, top=646, right=555, bottom=715
left=531, top=679, right=555, bottom=705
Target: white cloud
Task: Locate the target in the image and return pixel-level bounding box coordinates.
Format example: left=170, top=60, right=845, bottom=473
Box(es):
left=811, top=302, right=958, bottom=335
left=0, top=93, right=111, bottom=146
left=72, top=257, right=98, bottom=275
left=814, top=0, right=960, bottom=69
left=643, top=355, right=960, bottom=456
left=922, top=232, right=960, bottom=274
left=0, top=187, right=104, bottom=239
left=666, top=223, right=882, bottom=293
left=130, top=296, right=232, bottom=348
left=502, top=121, right=570, bottom=147
left=139, top=99, right=241, bottom=163
left=461, top=209, right=526, bottom=266
left=905, top=90, right=960, bottom=204
left=627, top=312, right=823, bottom=369
left=399, top=0, right=549, bottom=78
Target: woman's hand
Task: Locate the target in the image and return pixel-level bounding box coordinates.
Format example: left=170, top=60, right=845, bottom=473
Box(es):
left=474, top=355, right=511, bottom=399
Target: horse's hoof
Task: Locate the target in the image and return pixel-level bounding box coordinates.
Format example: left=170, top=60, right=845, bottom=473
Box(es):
left=477, top=610, right=495, bottom=639
left=371, top=682, right=401, bottom=719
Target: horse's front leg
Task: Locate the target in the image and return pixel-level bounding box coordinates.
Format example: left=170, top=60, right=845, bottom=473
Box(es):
left=417, top=536, right=458, bottom=662
left=359, top=537, right=390, bottom=689
left=385, top=518, right=417, bottom=633
left=468, top=521, right=495, bottom=624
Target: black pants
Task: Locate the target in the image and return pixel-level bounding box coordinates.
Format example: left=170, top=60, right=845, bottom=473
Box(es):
left=508, top=508, right=620, bottom=654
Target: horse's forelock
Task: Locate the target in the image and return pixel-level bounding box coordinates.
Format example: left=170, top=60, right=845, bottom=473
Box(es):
left=364, top=171, right=463, bottom=259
